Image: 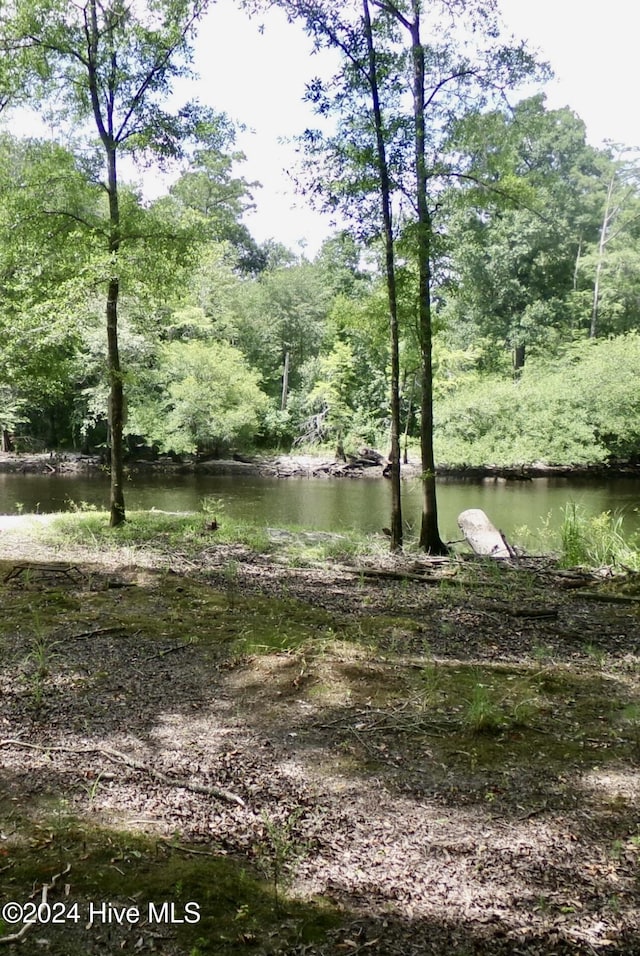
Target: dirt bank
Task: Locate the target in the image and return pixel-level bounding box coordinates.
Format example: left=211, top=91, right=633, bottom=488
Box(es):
left=3, top=449, right=639, bottom=481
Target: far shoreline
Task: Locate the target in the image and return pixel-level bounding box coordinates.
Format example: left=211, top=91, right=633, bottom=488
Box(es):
left=0, top=450, right=638, bottom=481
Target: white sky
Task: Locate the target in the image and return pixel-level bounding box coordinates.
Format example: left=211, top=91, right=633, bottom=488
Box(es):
left=185, top=0, right=339, bottom=255
left=5, top=0, right=638, bottom=255
left=191, top=0, right=640, bottom=255
left=498, top=0, right=639, bottom=148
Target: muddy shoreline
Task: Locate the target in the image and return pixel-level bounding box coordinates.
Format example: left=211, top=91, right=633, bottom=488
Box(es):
left=2, top=450, right=638, bottom=481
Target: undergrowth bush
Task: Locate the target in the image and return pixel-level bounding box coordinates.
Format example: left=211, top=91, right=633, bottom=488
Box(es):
left=434, top=333, right=640, bottom=466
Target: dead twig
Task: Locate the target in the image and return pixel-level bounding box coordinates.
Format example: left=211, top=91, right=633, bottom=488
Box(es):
left=147, top=638, right=194, bottom=661
left=509, top=607, right=559, bottom=619
left=157, top=839, right=219, bottom=857
left=4, top=562, right=84, bottom=584
left=29, top=863, right=72, bottom=900
left=347, top=567, right=440, bottom=584
left=0, top=921, right=34, bottom=945
left=0, top=740, right=245, bottom=808
left=68, top=626, right=127, bottom=641
left=0, top=864, right=72, bottom=946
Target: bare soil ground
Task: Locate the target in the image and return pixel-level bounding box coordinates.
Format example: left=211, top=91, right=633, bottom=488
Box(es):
left=0, top=518, right=638, bottom=955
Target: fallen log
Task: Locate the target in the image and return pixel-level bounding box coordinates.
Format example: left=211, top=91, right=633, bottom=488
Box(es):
left=348, top=567, right=441, bottom=584
left=4, top=561, right=84, bottom=583
left=457, top=509, right=514, bottom=559
left=572, top=590, right=640, bottom=604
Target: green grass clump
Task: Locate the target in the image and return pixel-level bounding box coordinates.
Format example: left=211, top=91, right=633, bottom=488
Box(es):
left=464, top=684, right=505, bottom=734
left=38, top=509, right=273, bottom=555
left=559, top=503, right=640, bottom=570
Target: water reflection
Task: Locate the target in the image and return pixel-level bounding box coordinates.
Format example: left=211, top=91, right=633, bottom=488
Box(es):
left=0, top=471, right=638, bottom=544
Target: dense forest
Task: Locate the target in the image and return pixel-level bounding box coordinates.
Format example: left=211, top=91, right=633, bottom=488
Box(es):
left=1, top=2, right=639, bottom=475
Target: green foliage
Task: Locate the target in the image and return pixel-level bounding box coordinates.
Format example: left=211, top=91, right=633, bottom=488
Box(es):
left=442, top=96, right=612, bottom=359
left=0, top=137, right=103, bottom=397
left=465, top=685, right=505, bottom=735
left=2, top=9, right=640, bottom=472
left=169, top=147, right=264, bottom=273
left=559, top=503, right=640, bottom=571
left=131, top=340, right=269, bottom=455
left=435, top=334, right=640, bottom=466
left=233, top=258, right=334, bottom=399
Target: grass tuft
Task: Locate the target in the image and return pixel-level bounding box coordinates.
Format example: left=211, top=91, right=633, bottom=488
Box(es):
left=559, top=503, right=640, bottom=570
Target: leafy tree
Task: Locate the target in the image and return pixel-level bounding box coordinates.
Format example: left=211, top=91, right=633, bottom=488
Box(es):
left=582, top=149, right=640, bottom=338
left=0, top=0, right=215, bottom=524
left=169, top=147, right=266, bottom=274
left=278, top=0, right=540, bottom=550
left=232, top=257, right=334, bottom=402
left=289, top=341, right=356, bottom=444
left=130, top=340, right=269, bottom=455
left=0, top=134, right=106, bottom=445
left=440, top=97, right=635, bottom=361
left=288, top=283, right=394, bottom=450
left=314, top=232, right=369, bottom=297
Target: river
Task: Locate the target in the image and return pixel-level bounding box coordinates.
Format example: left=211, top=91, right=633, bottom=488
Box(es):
left=0, top=471, right=638, bottom=548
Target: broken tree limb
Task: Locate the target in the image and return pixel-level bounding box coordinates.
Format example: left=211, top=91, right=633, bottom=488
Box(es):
left=347, top=567, right=441, bottom=584
left=0, top=740, right=245, bottom=807
left=509, top=606, right=559, bottom=619
left=457, top=509, right=513, bottom=559
left=572, top=590, right=640, bottom=604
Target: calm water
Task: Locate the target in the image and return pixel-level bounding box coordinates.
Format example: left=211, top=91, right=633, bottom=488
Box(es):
left=0, top=471, right=638, bottom=546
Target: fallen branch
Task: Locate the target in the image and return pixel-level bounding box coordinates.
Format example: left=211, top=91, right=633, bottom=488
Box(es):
left=147, top=639, right=194, bottom=661
left=0, top=740, right=245, bottom=808
left=0, top=864, right=72, bottom=946
left=509, top=607, right=559, bottom=619
left=30, top=862, right=72, bottom=900
left=68, top=626, right=127, bottom=642
left=0, top=920, right=34, bottom=945
left=4, top=562, right=84, bottom=584
left=348, top=567, right=441, bottom=584
left=157, top=840, right=219, bottom=857
left=572, top=590, right=640, bottom=604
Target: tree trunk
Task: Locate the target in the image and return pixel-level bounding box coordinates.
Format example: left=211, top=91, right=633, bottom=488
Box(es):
left=591, top=174, right=615, bottom=339
left=280, top=350, right=290, bottom=411
left=513, top=343, right=526, bottom=374
left=364, top=0, right=402, bottom=551
left=86, top=0, right=125, bottom=525
left=107, top=277, right=125, bottom=526
left=106, top=148, right=125, bottom=526
left=403, top=372, right=416, bottom=465
left=458, top=509, right=512, bottom=558
left=410, top=5, right=446, bottom=554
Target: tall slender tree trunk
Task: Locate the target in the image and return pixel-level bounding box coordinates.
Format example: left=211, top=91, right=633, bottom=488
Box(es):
left=86, top=0, right=126, bottom=525
left=106, top=148, right=125, bottom=526
left=410, top=4, right=446, bottom=554
left=402, top=372, right=417, bottom=464
left=363, top=0, right=402, bottom=551
left=591, top=174, right=615, bottom=339
left=281, top=351, right=290, bottom=411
